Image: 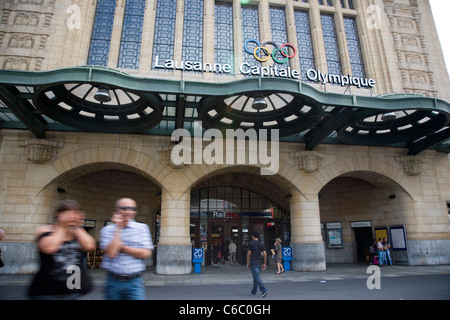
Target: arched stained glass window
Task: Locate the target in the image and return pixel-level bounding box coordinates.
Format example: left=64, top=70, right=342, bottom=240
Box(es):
left=190, top=187, right=288, bottom=218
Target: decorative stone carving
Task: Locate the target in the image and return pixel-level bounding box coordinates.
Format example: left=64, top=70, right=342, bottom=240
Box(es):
left=19, top=0, right=44, bottom=5
left=291, top=150, right=323, bottom=175
left=0, top=2, right=54, bottom=71
left=158, top=144, right=189, bottom=170
left=8, top=34, right=35, bottom=49
left=385, top=0, right=437, bottom=97
left=22, top=139, right=62, bottom=164
left=2, top=57, right=30, bottom=70
left=398, top=155, right=422, bottom=176
left=14, top=12, right=40, bottom=26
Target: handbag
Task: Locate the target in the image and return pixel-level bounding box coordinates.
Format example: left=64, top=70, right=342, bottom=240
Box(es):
left=372, top=256, right=379, bottom=265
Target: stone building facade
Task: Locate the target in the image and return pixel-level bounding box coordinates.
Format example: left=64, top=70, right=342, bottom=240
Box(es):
left=0, top=0, right=449, bottom=274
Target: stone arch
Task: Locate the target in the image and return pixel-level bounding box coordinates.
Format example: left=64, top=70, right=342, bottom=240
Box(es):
left=34, top=147, right=167, bottom=253
left=317, top=158, right=421, bottom=264
left=314, top=157, right=416, bottom=200
left=156, top=162, right=305, bottom=274
left=45, top=146, right=169, bottom=190
left=183, top=164, right=299, bottom=266
left=183, top=159, right=305, bottom=197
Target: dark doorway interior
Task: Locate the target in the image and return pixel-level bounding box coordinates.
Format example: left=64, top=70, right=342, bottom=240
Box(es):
left=354, top=227, right=373, bottom=262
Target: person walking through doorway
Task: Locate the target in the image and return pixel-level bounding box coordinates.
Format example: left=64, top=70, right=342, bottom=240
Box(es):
left=247, top=231, right=268, bottom=297
left=100, top=198, right=154, bottom=300
left=228, top=239, right=237, bottom=265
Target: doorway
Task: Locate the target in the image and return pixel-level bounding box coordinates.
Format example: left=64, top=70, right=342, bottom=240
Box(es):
left=249, top=219, right=284, bottom=266
left=207, top=219, right=242, bottom=265
left=353, top=227, right=373, bottom=262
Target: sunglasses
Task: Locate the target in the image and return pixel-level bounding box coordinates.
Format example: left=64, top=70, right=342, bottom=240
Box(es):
left=117, top=206, right=137, bottom=212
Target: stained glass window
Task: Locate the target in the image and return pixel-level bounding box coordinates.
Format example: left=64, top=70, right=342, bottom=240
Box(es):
left=182, top=0, right=204, bottom=63
left=118, top=0, right=146, bottom=69
left=152, top=0, right=177, bottom=69
left=241, top=5, right=259, bottom=68
left=344, top=17, right=366, bottom=78
left=321, top=14, right=342, bottom=75
left=340, top=0, right=355, bottom=10
left=87, top=0, right=117, bottom=66
left=318, top=0, right=331, bottom=5
left=294, top=10, right=315, bottom=81
left=215, top=2, right=234, bottom=68
left=348, top=0, right=354, bottom=9
left=269, top=6, right=289, bottom=69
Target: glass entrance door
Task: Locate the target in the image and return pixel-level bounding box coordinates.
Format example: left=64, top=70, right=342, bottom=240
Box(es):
left=207, top=219, right=242, bottom=265
left=190, top=186, right=290, bottom=266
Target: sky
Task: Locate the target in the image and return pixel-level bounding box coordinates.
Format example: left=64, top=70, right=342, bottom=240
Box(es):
left=429, top=0, right=450, bottom=76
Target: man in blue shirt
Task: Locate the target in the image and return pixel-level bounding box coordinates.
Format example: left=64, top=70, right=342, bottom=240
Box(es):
left=246, top=230, right=268, bottom=297
left=100, top=198, right=154, bottom=300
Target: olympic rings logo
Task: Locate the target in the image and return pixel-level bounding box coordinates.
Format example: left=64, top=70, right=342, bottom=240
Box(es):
left=244, top=39, right=297, bottom=64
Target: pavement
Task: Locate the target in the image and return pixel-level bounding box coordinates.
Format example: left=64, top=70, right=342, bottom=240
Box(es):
left=2, top=262, right=448, bottom=319
left=1, top=263, right=447, bottom=320
left=1, top=262, right=450, bottom=288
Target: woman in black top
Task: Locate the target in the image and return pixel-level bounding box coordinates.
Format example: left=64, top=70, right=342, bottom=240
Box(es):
left=28, top=200, right=95, bottom=299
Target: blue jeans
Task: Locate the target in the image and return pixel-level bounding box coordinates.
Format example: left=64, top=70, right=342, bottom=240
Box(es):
left=105, top=274, right=145, bottom=300
left=378, top=250, right=386, bottom=266
left=385, top=249, right=392, bottom=265
left=250, top=265, right=267, bottom=295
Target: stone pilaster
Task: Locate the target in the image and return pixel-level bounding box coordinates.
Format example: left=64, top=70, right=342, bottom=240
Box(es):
left=290, top=191, right=326, bottom=271
left=156, top=186, right=192, bottom=275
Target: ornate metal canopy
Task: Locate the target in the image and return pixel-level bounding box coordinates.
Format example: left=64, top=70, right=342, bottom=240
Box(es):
left=0, top=66, right=449, bottom=155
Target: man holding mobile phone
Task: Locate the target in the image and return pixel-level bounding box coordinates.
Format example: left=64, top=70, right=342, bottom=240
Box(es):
left=100, top=198, right=154, bottom=300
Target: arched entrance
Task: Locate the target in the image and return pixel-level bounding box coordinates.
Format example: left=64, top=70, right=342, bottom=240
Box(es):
left=190, top=170, right=291, bottom=267
left=319, top=171, right=413, bottom=264
left=41, top=165, right=162, bottom=267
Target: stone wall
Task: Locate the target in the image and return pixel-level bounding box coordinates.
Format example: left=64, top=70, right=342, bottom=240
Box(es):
left=0, top=129, right=448, bottom=273
left=1, top=0, right=448, bottom=100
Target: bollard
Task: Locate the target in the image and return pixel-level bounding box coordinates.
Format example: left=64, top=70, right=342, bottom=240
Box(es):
left=192, top=248, right=204, bottom=273
left=282, top=247, right=292, bottom=271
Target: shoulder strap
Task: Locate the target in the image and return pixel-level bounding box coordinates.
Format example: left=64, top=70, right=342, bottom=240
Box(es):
left=35, top=231, right=52, bottom=242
